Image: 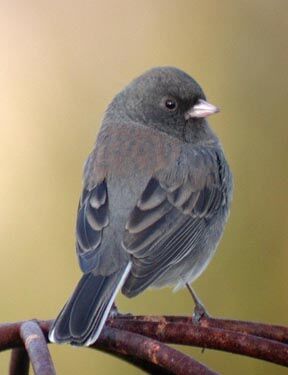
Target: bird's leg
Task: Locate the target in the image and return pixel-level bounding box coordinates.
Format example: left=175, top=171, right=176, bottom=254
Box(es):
left=108, top=302, right=133, bottom=319
left=186, top=283, right=210, bottom=322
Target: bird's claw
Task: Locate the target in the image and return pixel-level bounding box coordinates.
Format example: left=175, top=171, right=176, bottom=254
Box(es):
left=192, top=302, right=209, bottom=323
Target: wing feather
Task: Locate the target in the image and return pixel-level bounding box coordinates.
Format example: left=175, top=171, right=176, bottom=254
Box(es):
left=76, top=181, right=109, bottom=273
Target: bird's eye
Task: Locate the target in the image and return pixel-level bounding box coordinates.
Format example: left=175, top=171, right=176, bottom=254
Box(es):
left=164, top=98, right=177, bottom=111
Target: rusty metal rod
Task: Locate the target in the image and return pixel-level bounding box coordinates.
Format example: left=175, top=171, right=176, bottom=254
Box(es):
left=95, top=327, right=218, bottom=375
left=9, top=347, right=29, bottom=375
left=20, top=321, right=56, bottom=375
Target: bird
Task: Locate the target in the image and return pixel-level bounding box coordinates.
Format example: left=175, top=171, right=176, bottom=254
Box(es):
left=49, top=66, right=233, bottom=346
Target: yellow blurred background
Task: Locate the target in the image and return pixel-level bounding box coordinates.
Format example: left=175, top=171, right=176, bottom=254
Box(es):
left=0, top=1, right=287, bottom=374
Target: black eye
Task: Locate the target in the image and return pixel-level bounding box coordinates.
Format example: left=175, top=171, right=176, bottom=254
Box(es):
left=165, top=98, right=177, bottom=111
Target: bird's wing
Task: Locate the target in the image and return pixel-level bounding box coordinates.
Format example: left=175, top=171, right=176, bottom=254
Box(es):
left=122, top=147, right=229, bottom=297
left=76, top=180, right=109, bottom=273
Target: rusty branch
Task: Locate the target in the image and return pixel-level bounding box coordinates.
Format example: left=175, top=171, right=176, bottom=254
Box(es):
left=20, top=321, right=56, bottom=375
left=111, top=314, right=288, bottom=344
left=199, top=315, right=288, bottom=343
left=108, top=317, right=288, bottom=367
left=9, top=347, right=29, bottom=375
left=168, top=315, right=288, bottom=343
left=94, top=327, right=217, bottom=375
left=0, top=315, right=288, bottom=373
left=97, top=349, right=176, bottom=375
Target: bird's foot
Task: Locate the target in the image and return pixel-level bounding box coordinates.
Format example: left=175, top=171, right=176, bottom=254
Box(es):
left=109, top=303, right=133, bottom=319
left=192, top=300, right=209, bottom=323
left=109, top=303, right=119, bottom=318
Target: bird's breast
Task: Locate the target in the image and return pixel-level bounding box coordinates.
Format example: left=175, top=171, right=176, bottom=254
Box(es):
left=85, top=123, right=181, bottom=185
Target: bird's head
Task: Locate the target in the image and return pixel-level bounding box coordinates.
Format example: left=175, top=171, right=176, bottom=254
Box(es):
left=107, top=66, right=219, bottom=143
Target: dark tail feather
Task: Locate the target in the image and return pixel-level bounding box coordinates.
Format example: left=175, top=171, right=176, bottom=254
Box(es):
left=49, top=262, right=131, bottom=346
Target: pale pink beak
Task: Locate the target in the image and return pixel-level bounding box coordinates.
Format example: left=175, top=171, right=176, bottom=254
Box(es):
left=185, top=99, right=220, bottom=119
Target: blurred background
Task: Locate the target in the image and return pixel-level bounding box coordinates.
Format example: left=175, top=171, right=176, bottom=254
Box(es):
left=0, top=1, right=287, bottom=374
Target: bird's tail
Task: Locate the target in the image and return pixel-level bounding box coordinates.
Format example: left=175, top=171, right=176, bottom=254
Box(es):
left=49, top=262, right=131, bottom=346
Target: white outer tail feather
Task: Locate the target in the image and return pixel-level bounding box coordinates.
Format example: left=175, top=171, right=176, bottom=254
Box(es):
left=84, top=261, right=132, bottom=346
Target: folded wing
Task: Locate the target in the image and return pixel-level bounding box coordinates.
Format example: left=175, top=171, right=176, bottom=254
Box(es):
left=76, top=180, right=109, bottom=273
left=122, top=149, right=228, bottom=297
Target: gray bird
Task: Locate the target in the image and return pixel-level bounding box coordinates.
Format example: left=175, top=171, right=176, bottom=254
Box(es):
left=49, top=67, right=233, bottom=346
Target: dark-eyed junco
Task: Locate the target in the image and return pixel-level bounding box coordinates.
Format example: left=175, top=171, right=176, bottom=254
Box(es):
left=49, top=67, right=232, bottom=346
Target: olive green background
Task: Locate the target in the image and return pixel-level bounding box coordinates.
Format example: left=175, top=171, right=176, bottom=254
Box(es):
left=0, top=1, right=287, bottom=374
